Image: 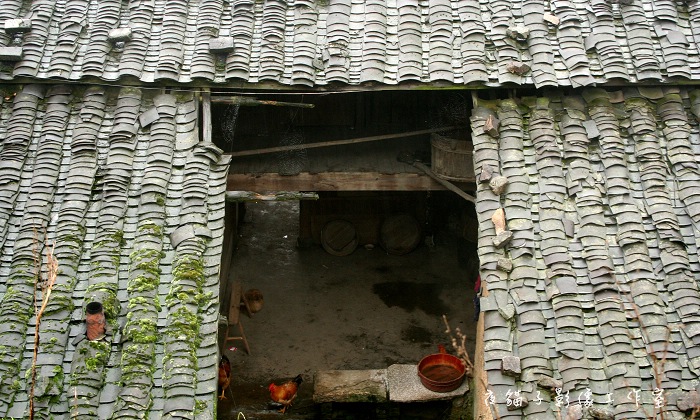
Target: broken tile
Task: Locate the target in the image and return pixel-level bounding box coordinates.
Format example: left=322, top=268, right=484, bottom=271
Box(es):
left=491, top=208, right=506, bottom=234
left=489, top=176, right=508, bottom=195
left=507, top=61, right=531, bottom=75
left=480, top=164, right=495, bottom=183
left=543, top=13, right=559, bottom=26
left=677, top=390, right=700, bottom=412
left=497, top=258, right=513, bottom=272
left=493, top=231, right=513, bottom=248
left=501, top=356, right=521, bottom=377
left=483, top=114, right=500, bottom=137
left=506, top=24, right=529, bottom=42
left=139, top=107, right=159, bottom=127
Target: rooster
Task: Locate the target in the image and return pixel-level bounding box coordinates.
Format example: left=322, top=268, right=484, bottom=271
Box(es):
left=218, top=354, right=232, bottom=400
left=268, top=374, right=303, bottom=413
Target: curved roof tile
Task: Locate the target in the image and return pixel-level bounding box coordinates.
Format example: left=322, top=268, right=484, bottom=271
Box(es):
left=0, top=85, right=228, bottom=419
left=0, top=0, right=699, bottom=86
left=474, top=86, right=700, bottom=418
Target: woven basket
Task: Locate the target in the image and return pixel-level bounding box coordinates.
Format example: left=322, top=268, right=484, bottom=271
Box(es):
left=244, top=289, right=264, bottom=313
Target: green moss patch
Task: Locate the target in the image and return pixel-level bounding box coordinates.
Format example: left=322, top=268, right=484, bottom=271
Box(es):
left=137, top=221, right=163, bottom=237
left=85, top=342, right=109, bottom=371
left=120, top=343, right=156, bottom=384
left=123, top=317, right=158, bottom=344
left=85, top=283, right=119, bottom=320
left=172, top=255, right=205, bottom=283
left=126, top=273, right=159, bottom=294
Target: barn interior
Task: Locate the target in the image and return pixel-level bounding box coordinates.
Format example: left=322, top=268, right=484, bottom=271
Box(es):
left=214, top=89, right=481, bottom=419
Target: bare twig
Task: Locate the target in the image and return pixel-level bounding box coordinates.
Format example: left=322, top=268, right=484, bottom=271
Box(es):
left=442, top=314, right=474, bottom=377
left=616, top=276, right=669, bottom=420
left=29, top=239, right=57, bottom=419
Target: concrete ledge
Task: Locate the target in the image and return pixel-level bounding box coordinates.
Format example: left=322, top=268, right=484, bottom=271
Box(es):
left=313, top=369, right=388, bottom=403
left=387, top=364, right=469, bottom=402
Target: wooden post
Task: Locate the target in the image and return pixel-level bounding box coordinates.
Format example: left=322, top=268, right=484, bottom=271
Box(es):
left=473, top=281, right=494, bottom=420
left=202, top=88, right=212, bottom=144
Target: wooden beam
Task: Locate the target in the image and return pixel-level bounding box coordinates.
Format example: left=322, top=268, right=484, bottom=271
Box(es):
left=191, top=81, right=486, bottom=93
left=227, top=172, right=476, bottom=192
left=406, top=160, right=476, bottom=203
left=225, top=126, right=462, bottom=158
left=226, top=191, right=319, bottom=202
left=210, top=96, right=314, bottom=108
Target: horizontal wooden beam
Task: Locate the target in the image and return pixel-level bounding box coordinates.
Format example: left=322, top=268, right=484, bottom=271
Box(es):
left=226, top=191, right=319, bottom=202
left=204, top=81, right=487, bottom=93
left=211, top=96, right=314, bottom=108
left=227, top=172, right=476, bottom=192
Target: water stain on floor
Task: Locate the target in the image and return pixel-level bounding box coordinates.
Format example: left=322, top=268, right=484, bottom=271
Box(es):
left=401, top=324, right=434, bottom=343
left=372, top=281, right=450, bottom=317
left=220, top=201, right=477, bottom=419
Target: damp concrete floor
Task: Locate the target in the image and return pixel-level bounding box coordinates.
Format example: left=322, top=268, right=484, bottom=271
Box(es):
left=218, top=200, right=478, bottom=419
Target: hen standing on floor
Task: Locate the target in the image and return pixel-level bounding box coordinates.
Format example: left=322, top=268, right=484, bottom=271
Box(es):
left=218, top=354, right=232, bottom=400
left=268, top=374, right=303, bottom=413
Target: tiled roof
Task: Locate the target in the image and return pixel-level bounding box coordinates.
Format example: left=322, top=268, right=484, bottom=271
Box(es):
left=0, top=0, right=699, bottom=87
left=0, top=84, right=229, bottom=419
left=474, top=86, right=700, bottom=418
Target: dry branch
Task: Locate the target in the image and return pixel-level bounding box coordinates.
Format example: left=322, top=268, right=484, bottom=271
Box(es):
left=442, top=314, right=474, bottom=377
left=29, top=240, right=57, bottom=420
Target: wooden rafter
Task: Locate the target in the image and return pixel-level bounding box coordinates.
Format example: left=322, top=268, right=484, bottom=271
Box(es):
left=225, top=126, right=463, bottom=158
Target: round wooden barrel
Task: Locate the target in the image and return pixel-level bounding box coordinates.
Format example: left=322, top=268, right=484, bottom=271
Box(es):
left=379, top=214, right=422, bottom=256
left=321, top=219, right=358, bottom=256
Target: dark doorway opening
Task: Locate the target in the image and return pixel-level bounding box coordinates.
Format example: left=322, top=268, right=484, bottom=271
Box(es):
left=216, top=89, right=479, bottom=419
left=217, top=192, right=478, bottom=419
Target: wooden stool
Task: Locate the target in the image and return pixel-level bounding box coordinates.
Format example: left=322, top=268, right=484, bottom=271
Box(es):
left=224, top=276, right=252, bottom=354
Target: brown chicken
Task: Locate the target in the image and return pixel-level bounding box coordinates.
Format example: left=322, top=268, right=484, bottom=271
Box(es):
left=268, top=374, right=303, bottom=413
left=218, top=354, right=232, bottom=400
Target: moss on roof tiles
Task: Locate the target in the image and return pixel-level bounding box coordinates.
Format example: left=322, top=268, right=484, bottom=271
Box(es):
left=0, top=84, right=230, bottom=419
left=112, top=96, right=178, bottom=416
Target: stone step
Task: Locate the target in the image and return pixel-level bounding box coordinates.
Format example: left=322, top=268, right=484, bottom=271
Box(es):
left=313, top=369, right=388, bottom=404
left=313, top=365, right=469, bottom=405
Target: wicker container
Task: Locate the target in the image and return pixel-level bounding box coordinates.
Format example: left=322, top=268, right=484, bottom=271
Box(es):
left=244, top=289, right=264, bottom=313
left=430, top=133, right=474, bottom=182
